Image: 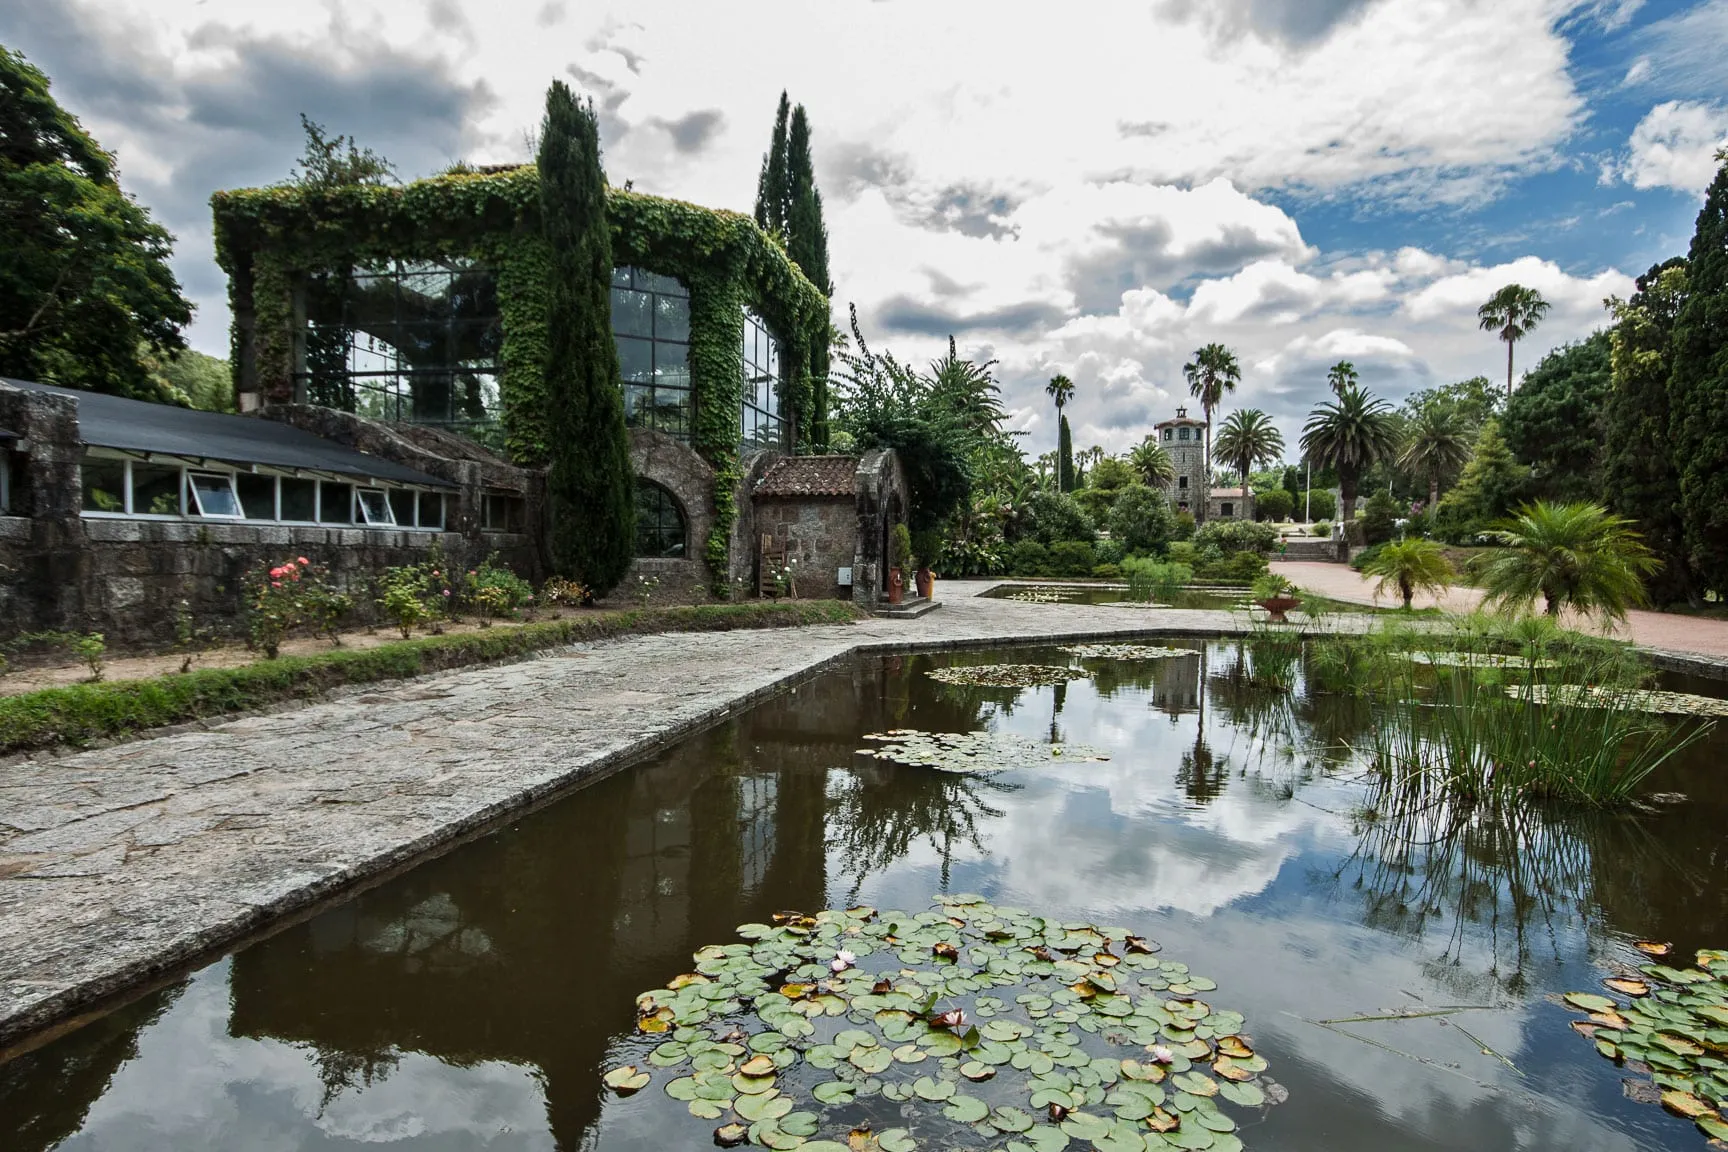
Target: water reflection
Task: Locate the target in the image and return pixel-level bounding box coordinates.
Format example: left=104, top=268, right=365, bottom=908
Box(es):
left=1, top=640, right=1725, bottom=1151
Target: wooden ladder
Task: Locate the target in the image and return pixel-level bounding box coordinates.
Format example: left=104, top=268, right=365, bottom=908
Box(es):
left=758, top=533, right=789, bottom=598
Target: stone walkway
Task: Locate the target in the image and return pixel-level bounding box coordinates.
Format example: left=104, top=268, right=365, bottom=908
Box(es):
left=0, top=585, right=1290, bottom=1051
left=1273, top=560, right=1728, bottom=662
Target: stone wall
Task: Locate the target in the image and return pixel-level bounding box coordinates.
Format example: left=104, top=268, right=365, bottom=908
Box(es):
left=624, top=428, right=716, bottom=600
left=0, top=384, right=541, bottom=647
left=729, top=450, right=782, bottom=595
left=851, top=450, right=908, bottom=608
left=752, top=497, right=855, bottom=600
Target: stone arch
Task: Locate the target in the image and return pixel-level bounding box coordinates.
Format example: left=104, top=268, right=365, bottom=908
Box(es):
left=626, top=427, right=716, bottom=596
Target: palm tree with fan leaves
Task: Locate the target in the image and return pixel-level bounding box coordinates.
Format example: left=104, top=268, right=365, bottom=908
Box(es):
left=1326, top=361, right=1359, bottom=397
left=1129, top=437, right=1177, bottom=488
left=1183, top=344, right=1240, bottom=509
left=1213, top=409, right=1284, bottom=520
left=1300, top=384, right=1398, bottom=520
left=1477, top=284, right=1551, bottom=397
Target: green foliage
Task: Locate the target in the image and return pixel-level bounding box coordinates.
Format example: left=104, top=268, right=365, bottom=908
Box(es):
left=1398, top=400, right=1475, bottom=509
left=1361, top=538, right=1453, bottom=609
left=1300, top=384, right=1399, bottom=519
left=1604, top=259, right=1697, bottom=605
left=1478, top=283, right=1551, bottom=396
left=1254, top=487, right=1293, bottom=521
left=1668, top=158, right=1728, bottom=599
left=1016, top=490, right=1094, bottom=546
left=1193, top=518, right=1278, bottom=555
left=539, top=82, right=635, bottom=593
left=1122, top=557, right=1192, bottom=602
left=1433, top=420, right=1529, bottom=542
left=1475, top=501, right=1660, bottom=623
left=891, top=522, right=914, bottom=569
left=1312, top=520, right=1332, bottom=537
left=1046, top=540, right=1096, bottom=577
left=1404, top=375, right=1502, bottom=429
left=1183, top=343, right=1240, bottom=478
left=376, top=563, right=439, bottom=639
left=1091, top=538, right=1124, bottom=566
left=755, top=94, right=832, bottom=443
left=1057, top=414, right=1075, bottom=492
left=1128, top=438, right=1176, bottom=487
left=754, top=93, right=792, bottom=237
left=3, top=630, right=108, bottom=682
left=144, top=347, right=233, bottom=413
left=243, top=556, right=350, bottom=657
left=1362, top=490, right=1399, bottom=545
left=0, top=601, right=860, bottom=754
left=286, top=114, right=396, bottom=189
left=1107, top=484, right=1175, bottom=556
left=462, top=553, right=536, bottom=620
left=1173, top=509, right=1196, bottom=540
left=1203, top=551, right=1269, bottom=583
left=1004, top=539, right=1050, bottom=576
left=1301, top=490, right=1337, bottom=521
left=1500, top=331, right=1611, bottom=503
left=1087, top=455, right=1136, bottom=491
left=1213, top=409, right=1284, bottom=505
left=0, top=47, right=193, bottom=399
left=1250, top=571, right=1298, bottom=600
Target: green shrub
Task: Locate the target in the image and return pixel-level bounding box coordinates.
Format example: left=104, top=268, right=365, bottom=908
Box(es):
left=1193, top=519, right=1278, bottom=555
left=1073, top=486, right=1116, bottom=523
left=1167, top=541, right=1199, bottom=565
left=1254, top=487, right=1294, bottom=522
left=1349, top=542, right=1386, bottom=571
left=1018, top=491, right=1095, bottom=546
left=1300, top=489, right=1337, bottom=521
left=1312, top=520, right=1332, bottom=537
left=1047, top=540, right=1096, bottom=577
left=1122, top=557, right=1192, bottom=602
left=1194, top=551, right=1268, bottom=583
left=891, top=523, right=914, bottom=569
left=1362, top=491, right=1399, bottom=545
left=1091, top=538, right=1125, bottom=566
left=463, top=554, right=536, bottom=621
left=1005, top=539, right=1051, bottom=576
left=0, top=601, right=862, bottom=754
left=1107, top=485, right=1174, bottom=557
left=1173, top=510, right=1196, bottom=541
left=1091, top=563, right=1122, bottom=580
left=910, top=528, right=942, bottom=571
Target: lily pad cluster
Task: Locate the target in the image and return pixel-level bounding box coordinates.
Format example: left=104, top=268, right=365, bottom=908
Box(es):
left=1407, top=651, right=1556, bottom=670
left=857, top=730, right=1111, bottom=775
left=928, top=665, right=1092, bottom=689
left=1061, top=645, right=1198, bottom=662
left=1563, top=944, right=1728, bottom=1144
left=606, top=897, right=1279, bottom=1151
left=1512, top=684, right=1728, bottom=718
left=1005, top=589, right=1082, bottom=604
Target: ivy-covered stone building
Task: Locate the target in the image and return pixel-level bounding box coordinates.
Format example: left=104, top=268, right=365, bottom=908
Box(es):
left=212, top=166, right=843, bottom=597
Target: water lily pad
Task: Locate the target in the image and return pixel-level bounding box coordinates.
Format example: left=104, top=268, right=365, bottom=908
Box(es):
left=878, top=1130, right=916, bottom=1152
left=736, top=1092, right=793, bottom=1123
left=1218, top=1081, right=1264, bottom=1108
left=603, top=1065, right=651, bottom=1094
left=715, top=1122, right=750, bottom=1146
left=813, top=1081, right=857, bottom=1106
left=860, top=729, right=1111, bottom=774
left=780, top=1112, right=821, bottom=1137
left=1061, top=644, right=1197, bottom=662
left=943, top=1094, right=989, bottom=1123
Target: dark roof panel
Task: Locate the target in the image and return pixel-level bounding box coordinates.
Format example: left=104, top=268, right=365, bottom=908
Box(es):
left=754, top=456, right=858, bottom=498
left=2, top=379, right=456, bottom=488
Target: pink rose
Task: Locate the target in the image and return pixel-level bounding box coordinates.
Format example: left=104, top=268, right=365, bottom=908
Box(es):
left=297, top=557, right=309, bottom=565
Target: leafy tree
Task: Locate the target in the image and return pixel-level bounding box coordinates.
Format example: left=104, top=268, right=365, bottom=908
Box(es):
left=143, top=346, right=233, bottom=412
left=1361, top=490, right=1399, bottom=545
left=1326, top=360, right=1358, bottom=397
left=1475, top=502, right=1658, bottom=623
left=0, top=47, right=193, bottom=399
left=1361, top=538, right=1453, bottom=609
left=1088, top=456, right=1136, bottom=491
left=1403, top=375, right=1502, bottom=428
left=1213, top=408, right=1284, bottom=519
left=1477, top=283, right=1551, bottom=397
left=1300, top=489, right=1337, bottom=521
left=1668, top=156, right=1728, bottom=598
left=1129, top=438, right=1176, bottom=487
left=288, top=114, right=396, bottom=189
left=1299, top=385, right=1397, bottom=520
left=1016, top=490, right=1095, bottom=546
left=753, top=92, right=792, bottom=236
left=1057, top=414, right=1076, bottom=492
left=1604, top=259, right=1697, bottom=605
left=1500, top=331, right=1610, bottom=504
left=1183, top=343, right=1240, bottom=501
left=1108, top=484, right=1175, bottom=556
left=1433, top=419, right=1528, bottom=540
left=537, top=81, right=634, bottom=592
left=1254, top=487, right=1293, bottom=522
left=1398, top=400, right=1475, bottom=510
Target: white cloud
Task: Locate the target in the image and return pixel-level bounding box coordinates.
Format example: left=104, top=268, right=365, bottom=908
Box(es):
left=1620, top=100, right=1728, bottom=193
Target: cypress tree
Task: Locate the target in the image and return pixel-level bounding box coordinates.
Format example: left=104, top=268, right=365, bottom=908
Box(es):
left=1668, top=156, right=1728, bottom=598
left=786, top=104, right=834, bottom=449
left=753, top=92, right=791, bottom=237
left=1058, top=415, right=1076, bottom=493
left=1604, top=258, right=1697, bottom=605
left=537, top=81, right=634, bottom=593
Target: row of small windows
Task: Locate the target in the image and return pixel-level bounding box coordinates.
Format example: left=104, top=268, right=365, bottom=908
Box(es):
left=79, top=453, right=454, bottom=530
left=1161, top=426, right=1195, bottom=441
left=296, top=261, right=787, bottom=453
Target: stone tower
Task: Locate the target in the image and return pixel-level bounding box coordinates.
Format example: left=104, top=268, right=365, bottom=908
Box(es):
left=1152, top=406, right=1210, bottom=521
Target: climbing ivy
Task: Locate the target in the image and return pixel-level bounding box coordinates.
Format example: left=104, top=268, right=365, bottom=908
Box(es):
left=211, top=166, right=829, bottom=593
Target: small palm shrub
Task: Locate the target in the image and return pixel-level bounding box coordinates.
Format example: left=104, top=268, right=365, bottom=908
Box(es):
left=1361, top=538, right=1453, bottom=609
left=1474, top=501, right=1659, bottom=623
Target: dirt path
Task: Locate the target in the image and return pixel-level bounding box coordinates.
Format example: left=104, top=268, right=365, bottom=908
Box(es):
left=1272, top=560, right=1728, bottom=658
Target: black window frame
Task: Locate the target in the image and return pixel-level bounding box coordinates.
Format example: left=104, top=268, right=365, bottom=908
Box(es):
left=635, top=479, right=687, bottom=558
left=612, top=267, right=693, bottom=442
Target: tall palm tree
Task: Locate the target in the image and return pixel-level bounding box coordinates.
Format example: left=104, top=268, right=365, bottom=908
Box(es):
left=1399, top=402, right=1475, bottom=510
left=1045, top=373, right=1075, bottom=420
left=1129, top=438, right=1176, bottom=487
left=1300, top=385, right=1398, bottom=520
left=1361, top=538, right=1454, bottom=609
left=1326, top=361, right=1359, bottom=397
left=1213, top=409, right=1284, bottom=519
left=1182, top=344, right=1240, bottom=506
left=1475, top=501, right=1659, bottom=624
left=1477, top=284, right=1551, bottom=397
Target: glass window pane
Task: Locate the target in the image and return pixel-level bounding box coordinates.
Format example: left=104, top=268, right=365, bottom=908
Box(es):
left=389, top=489, right=416, bottom=526
left=635, top=270, right=687, bottom=296
left=654, top=340, right=691, bottom=390
left=611, top=266, right=633, bottom=288
left=319, top=482, right=354, bottom=524
left=653, top=294, right=690, bottom=342
left=132, top=463, right=181, bottom=516
left=356, top=489, right=392, bottom=525
left=611, top=288, right=653, bottom=338
left=635, top=480, right=686, bottom=557
left=81, top=456, right=127, bottom=513
left=617, top=336, right=653, bottom=383
left=623, top=383, right=651, bottom=427
left=238, top=474, right=276, bottom=520
left=418, top=491, right=445, bottom=530
left=189, top=473, right=243, bottom=518
left=280, top=477, right=316, bottom=521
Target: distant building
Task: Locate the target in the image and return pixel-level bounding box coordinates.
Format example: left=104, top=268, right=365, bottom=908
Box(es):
left=1206, top=487, right=1249, bottom=522
left=1151, top=407, right=1208, bottom=520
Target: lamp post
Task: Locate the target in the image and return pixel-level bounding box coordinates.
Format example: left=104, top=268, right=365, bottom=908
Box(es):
left=1304, top=460, right=1311, bottom=523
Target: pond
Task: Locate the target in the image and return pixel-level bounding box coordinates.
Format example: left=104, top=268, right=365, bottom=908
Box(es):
left=2, top=640, right=1726, bottom=1151
left=980, top=584, right=1252, bottom=611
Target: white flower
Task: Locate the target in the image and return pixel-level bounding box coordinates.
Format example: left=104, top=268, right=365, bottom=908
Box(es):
left=830, top=949, right=857, bottom=973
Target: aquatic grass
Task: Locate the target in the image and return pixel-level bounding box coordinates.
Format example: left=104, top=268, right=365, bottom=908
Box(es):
left=1121, top=557, right=1191, bottom=604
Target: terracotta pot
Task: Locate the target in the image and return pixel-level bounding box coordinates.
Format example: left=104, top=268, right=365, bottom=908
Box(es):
left=888, top=567, right=904, bottom=605
left=915, top=567, right=934, bottom=599
left=1256, top=595, right=1302, bottom=624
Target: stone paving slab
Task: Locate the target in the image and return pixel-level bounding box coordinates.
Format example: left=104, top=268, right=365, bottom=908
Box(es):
left=0, top=584, right=1301, bottom=1050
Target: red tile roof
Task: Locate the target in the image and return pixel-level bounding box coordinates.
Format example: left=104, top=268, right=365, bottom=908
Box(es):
left=755, top=455, right=859, bottom=498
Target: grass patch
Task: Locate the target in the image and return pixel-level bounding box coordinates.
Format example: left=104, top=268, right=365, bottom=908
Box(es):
left=0, top=600, right=860, bottom=755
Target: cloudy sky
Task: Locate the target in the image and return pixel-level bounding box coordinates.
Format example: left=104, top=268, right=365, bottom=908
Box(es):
left=6, top=0, right=1727, bottom=455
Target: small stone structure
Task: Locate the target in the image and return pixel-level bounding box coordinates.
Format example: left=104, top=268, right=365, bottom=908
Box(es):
left=1152, top=406, right=1210, bottom=521
left=1205, top=486, right=1249, bottom=522
left=742, top=450, right=908, bottom=608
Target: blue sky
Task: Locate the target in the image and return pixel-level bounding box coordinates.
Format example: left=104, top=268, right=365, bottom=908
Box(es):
left=4, top=0, right=1726, bottom=454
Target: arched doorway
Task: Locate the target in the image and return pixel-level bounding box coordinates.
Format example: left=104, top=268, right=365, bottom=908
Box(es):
left=634, top=479, right=687, bottom=558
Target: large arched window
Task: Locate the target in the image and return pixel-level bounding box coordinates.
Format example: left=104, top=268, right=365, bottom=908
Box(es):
left=635, top=480, right=687, bottom=557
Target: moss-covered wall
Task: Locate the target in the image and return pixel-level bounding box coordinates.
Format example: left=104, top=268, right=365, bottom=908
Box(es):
left=211, top=167, right=830, bottom=594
